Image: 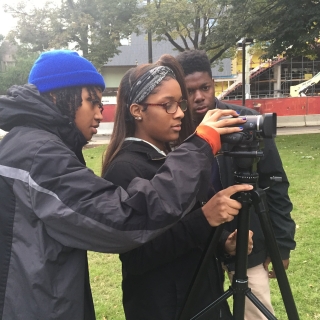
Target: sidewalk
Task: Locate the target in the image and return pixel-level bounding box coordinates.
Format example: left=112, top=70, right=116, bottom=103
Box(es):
left=277, top=126, right=320, bottom=135
left=1, top=123, right=320, bottom=145
left=86, top=124, right=320, bottom=146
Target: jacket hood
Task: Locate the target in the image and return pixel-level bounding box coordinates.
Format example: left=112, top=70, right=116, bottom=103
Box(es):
left=0, top=84, right=87, bottom=157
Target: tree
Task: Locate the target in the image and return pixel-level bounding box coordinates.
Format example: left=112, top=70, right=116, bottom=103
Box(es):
left=134, top=0, right=320, bottom=62
left=256, top=0, right=320, bottom=58
left=0, top=48, right=39, bottom=94
left=4, top=0, right=138, bottom=69
left=0, top=34, right=5, bottom=59
left=132, top=0, right=280, bottom=63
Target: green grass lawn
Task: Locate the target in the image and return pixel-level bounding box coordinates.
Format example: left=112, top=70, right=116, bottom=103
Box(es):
left=83, top=134, right=320, bottom=319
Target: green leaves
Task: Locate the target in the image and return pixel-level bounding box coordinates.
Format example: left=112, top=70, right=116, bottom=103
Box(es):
left=254, top=0, right=320, bottom=58
left=2, top=0, right=320, bottom=70
left=0, top=48, right=39, bottom=94
left=4, top=0, right=139, bottom=70
left=134, top=0, right=320, bottom=63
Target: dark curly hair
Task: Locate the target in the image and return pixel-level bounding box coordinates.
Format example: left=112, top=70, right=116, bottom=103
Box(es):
left=175, top=50, right=212, bottom=78
left=42, top=86, right=102, bottom=121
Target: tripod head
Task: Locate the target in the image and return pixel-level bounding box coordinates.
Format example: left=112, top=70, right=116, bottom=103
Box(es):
left=219, top=113, right=277, bottom=188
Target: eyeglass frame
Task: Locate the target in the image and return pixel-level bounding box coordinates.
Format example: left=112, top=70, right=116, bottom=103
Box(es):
left=139, top=99, right=188, bottom=114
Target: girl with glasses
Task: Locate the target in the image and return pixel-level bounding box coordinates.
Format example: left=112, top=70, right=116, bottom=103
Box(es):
left=101, top=55, right=250, bottom=320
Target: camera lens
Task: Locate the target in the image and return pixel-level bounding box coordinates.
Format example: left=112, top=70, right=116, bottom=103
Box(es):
left=240, top=113, right=276, bottom=138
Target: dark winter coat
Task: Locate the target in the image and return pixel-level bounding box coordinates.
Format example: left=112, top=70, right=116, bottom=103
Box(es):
left=103, top=140, right=233, bottom=320
left=216, top=99, right=296, bottom=270
left=0, top=84, right=215, bottom=320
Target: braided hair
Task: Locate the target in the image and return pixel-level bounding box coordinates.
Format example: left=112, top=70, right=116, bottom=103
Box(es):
left=42, top=86, right=102, bottom=121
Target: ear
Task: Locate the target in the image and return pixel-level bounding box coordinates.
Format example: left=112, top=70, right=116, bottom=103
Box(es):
left=129, top=103, right=143, bottom=120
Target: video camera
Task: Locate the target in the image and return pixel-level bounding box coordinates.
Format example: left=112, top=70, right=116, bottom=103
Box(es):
left=219, top=112, right=277, bottom=172
left=221, top=113, right=277, bottom=145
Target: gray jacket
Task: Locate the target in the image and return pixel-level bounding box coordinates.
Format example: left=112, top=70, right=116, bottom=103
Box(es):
left=0, top=85, right=214, bottom=319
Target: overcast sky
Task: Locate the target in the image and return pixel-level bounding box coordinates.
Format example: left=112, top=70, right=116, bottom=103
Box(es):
left=0, top=0, right=61, bottom=37
left=0, top=10, right=17, bottom=36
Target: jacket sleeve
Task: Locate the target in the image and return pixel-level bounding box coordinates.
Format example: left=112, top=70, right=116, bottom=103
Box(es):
left=29, top=135, right=214, bottom=253
left=104, top=157, right=214, bottom=274
left=257, top=138, right=296, bottom=259
left=121, top=208, right=213, bottom=275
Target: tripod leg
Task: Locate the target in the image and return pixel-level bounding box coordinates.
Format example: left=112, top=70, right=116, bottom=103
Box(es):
left=251, top=189, right=299, bottom=320
left=246, top=290, right=277, bottom=320
left=233, top=191, right=251, bottom=320
left=191, top=288, right=234, bottom=320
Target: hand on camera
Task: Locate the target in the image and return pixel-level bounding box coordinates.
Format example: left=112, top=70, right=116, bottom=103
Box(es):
left=224, top=229, right=254, bottom=256
left=201, top=184, right=253, bottom=227
left=200, top=109, right=246, bottom=135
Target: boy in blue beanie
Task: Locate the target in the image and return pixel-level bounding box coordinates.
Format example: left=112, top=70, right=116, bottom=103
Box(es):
left=28, top=50, right=106, bottom=142
left=0, top=50, right=251, bottom=319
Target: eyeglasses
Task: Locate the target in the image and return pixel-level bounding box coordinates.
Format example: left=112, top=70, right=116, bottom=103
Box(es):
left=141, top=99, right=188, bottom=114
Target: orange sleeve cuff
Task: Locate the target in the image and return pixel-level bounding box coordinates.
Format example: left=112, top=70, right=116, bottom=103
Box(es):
left=195, top=125, right=221, bottom=155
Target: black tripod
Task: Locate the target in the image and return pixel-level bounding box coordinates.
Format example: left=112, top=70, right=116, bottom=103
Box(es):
left=178, top=144, right=299, bottom=320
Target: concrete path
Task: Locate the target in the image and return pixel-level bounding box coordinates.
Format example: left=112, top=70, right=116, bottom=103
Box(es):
left=277, top=126, right=320, bottom=135
left=1, top=124, right=320, bottom=146
left=87, top=125, right=320, bottom=146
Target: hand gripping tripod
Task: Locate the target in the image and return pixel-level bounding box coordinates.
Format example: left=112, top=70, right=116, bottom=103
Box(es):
left=178, top=138, right=299, bottom=320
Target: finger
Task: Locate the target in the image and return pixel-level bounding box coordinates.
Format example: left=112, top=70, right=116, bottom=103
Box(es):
left=228, top=233, right=237, bottom=240
left=230, top=230, right=237, bottom=236
left=224, top=214, right=236, bottom=223
left=204, top=109, right=240, bottom=121
left=215, top=117, right=246, bottom=128
left=201, top=109, right=218, bottom=122
left=227, top=199, right=244, bottom=211
left=263, top=257, right=271, bottom=271
left=268, top=270, right=276, bottom=279
left=227, top=230, right=237, bottom=240
left=201, top=109, right=241, bottom=126
left=217, top=127, right=244, bottom=135
left=224, top=205, right=241, bottom=215
left=222, top=184, right=253, bottom=197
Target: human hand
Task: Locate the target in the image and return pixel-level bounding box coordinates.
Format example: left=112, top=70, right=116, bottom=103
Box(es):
left=199, top=109, right=246, bottom=135
left=263, top=257, right=290, bottom=278
left=224, top=229, right=254, bottom=256
left=202, top=184, right=253, bottom=227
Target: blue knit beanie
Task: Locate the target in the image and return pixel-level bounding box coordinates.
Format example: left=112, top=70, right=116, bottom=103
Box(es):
left=28, top=50, right=105, bottom=93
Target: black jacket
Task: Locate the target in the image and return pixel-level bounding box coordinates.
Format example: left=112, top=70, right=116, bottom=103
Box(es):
left=103, top=140, right=232, bottom=320
left=0, top=85, right=215, bottom=320
left=216, top=99, right=296, bottom=270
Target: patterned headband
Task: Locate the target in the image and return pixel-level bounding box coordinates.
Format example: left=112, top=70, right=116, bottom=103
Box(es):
left=127, top=66, right=176, bottom=108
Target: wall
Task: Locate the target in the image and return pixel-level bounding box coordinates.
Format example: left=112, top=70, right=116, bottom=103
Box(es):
left=102, top=96, right=320, bottom=123
left=226, top=96, right=320, bottom=116
left=101, top=66, right=132, bottom=88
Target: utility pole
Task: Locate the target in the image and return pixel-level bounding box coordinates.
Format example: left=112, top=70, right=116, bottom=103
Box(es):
left=147, top=0, right=153, bottom=63
left=241, top=38, right=253, bottom=106
left=242, top=40, right=246, bottom=106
